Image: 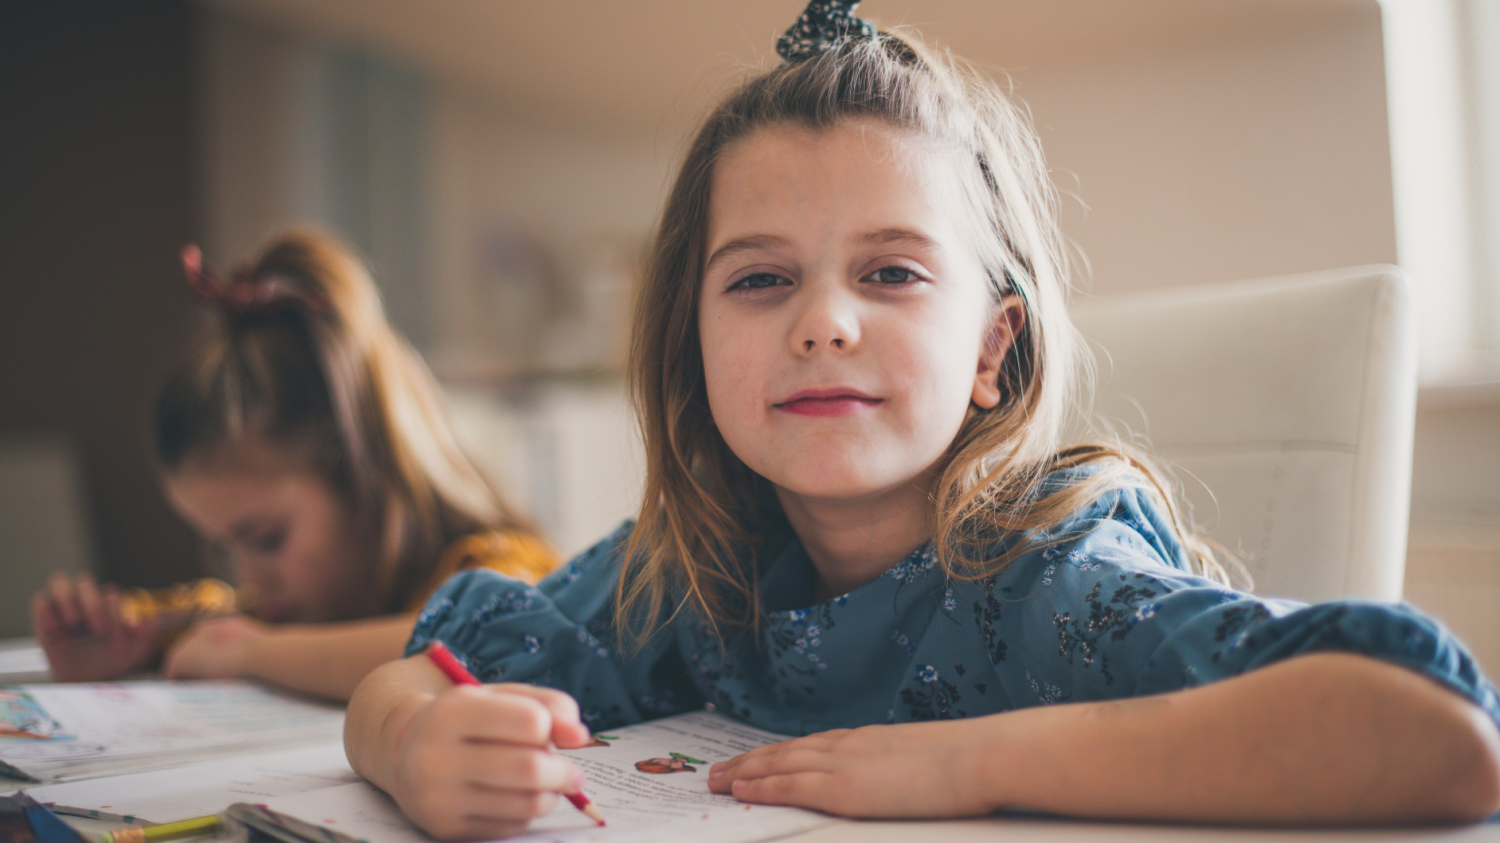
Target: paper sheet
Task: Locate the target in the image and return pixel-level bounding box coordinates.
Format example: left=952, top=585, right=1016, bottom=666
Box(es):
left=260, top=711, right=835, bottom=843
left=0, top=681, right=344, bottom=782
left=26, top=742, right=358, bottom=824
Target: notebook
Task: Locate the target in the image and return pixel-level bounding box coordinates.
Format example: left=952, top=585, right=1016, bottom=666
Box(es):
left=0, top=681, right=344, bottom=783
left=28, top=710, right=835, bottom=843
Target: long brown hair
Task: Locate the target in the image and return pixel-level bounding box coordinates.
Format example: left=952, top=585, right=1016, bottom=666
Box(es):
left=621, top=33, right=1233, bottom=644
left=155, top=228, right=532, bottom=614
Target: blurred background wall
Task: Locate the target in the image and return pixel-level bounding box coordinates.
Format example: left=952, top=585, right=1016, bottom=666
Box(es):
left=1, top=3, right=203, bottom=620
left=2, top=0, right=1497, bottom=662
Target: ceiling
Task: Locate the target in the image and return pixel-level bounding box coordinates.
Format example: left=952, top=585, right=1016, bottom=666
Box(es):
left=197, top=0, right=1378, bottom=134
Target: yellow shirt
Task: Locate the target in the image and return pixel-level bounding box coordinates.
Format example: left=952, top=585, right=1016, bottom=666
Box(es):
left=404, top=530, right=561, bottom=613
left=120, top=530, right=562, bottom=624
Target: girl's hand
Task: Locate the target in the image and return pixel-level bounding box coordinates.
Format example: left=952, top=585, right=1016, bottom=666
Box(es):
left=30, top=572, right=159, bottom=681
left=390, top=682, right=593, bottom=841
left=162, top=615, right=264, bottom=679
left=707, top=720, right=998, bottom=818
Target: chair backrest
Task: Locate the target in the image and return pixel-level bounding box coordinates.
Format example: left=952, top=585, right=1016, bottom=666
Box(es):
left=1069, top=266, right=1418, bottom=603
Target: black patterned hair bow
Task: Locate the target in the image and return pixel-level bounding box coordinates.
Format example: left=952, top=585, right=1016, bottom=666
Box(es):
left=776, top=0, right=876, bottom=62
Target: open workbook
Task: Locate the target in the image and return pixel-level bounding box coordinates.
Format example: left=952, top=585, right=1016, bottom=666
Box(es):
left=27, top=710, right=836, bottom=843
left=0, top=681, right=344, bottom=783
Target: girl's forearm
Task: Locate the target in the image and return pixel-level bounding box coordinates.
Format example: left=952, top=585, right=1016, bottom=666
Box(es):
left=244, top=615, right=416, bottom=701
left=973, top=653, right=1500, bottom=824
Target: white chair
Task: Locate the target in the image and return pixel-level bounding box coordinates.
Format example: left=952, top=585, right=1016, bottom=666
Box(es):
left=1069, top=266, right=1418, bottom=603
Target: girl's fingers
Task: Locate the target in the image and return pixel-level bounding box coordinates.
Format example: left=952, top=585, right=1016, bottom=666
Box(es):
left=47, top=572, right=80, bottom=630
left=433, top=683, right=589, bottom=750
left=31, top=591, right=70, bottom=647
left=440, top=686, right=557, bottom=746
left=446, top=699, right=582, bottom=791
left=418, top=688, right=583, bottom=782
left=487, top=683, right=590, bottom=748
left=452, top=742, right=579, bottom=794
left=396, top=683, right=593, bottom=840
left=31, top=591, right=59, bottom=633
left=75, top=573, right=107, bottom=637
left=401, top=730, right=576, bottom=838
left=100, top=588, right=120, bottom=639
left=709, top=731, right=846, bottom=783
left=731, top=771, right=837, bottom=810
left=709, top=746, right=832, bottom=794
left=463, top=783, right=561, bottom=818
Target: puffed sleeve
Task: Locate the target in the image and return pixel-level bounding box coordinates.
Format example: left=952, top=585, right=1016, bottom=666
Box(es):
left=404, top=522, right=703, bottom=731
left=992, top=484, right=1500, bottom=726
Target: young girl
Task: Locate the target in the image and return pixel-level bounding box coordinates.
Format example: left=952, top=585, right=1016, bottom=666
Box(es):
left=30, top=229, right=558, bottom=701
left=344, top=3, right=1500, bottom=837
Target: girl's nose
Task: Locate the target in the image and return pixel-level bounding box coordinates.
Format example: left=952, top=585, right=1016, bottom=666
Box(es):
left=790, top=279, right=860, bottom=356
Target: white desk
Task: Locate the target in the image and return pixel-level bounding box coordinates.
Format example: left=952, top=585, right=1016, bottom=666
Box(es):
left=25, top=808, right=1500, bottom=843
left=794, top=818, right=1500, bottom=843
left=0, top=637, right=51, bottom=684
left=28, top=800, right=1500, bottom=843
left=4, top=639, right=1497, bottom=843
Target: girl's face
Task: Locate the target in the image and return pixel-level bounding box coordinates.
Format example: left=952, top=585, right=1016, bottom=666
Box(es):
left=699, top=120, right=1020, bottom=506
left=162, top=438, right=380, bottom=623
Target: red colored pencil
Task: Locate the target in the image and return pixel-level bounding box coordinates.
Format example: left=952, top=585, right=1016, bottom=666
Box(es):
left=423, top=641, right=606, bottom=826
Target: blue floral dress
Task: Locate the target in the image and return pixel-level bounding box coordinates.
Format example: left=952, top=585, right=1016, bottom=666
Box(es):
left=406, top=476, right=1499, bottom=737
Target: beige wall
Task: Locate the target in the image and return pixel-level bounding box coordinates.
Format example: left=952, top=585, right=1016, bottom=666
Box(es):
left=198, top=3, right=1399, bottom=351
left=1024, top=12, right=1395, bottom=296
left=415, top=6, right=1399, bottom=374
left=415, top=7, right=1398, bottom=303
left=426, top=84, right=670, bottom=377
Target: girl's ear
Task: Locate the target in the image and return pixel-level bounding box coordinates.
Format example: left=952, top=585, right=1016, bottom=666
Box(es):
left=971, top=294, right=1026, bottom=409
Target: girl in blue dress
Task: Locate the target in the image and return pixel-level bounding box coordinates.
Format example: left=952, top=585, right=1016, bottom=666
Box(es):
left=344, top=3, right=1500, bottom=837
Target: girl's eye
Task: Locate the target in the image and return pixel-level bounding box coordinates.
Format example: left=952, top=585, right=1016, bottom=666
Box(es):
left=244, top=529, right=287, bottom=554
left=866, top=266, right=922, bottom=285
left=728, top=272, right=789, bottom=291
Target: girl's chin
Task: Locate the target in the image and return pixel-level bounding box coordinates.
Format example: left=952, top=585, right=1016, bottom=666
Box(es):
left=771, top=473, right=920, bottom=505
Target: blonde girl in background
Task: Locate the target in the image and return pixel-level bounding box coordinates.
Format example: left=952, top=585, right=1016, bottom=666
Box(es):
left=344, top=2, right=1500, bottom=838
left=31, top=229, right=558, bottom=701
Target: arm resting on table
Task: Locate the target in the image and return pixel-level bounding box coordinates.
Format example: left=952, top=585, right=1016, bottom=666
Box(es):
left=717, top=653, right=1500, bottom=825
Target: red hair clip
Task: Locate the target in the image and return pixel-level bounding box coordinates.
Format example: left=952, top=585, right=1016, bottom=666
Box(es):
left=180, top=244, right=326, bottom=314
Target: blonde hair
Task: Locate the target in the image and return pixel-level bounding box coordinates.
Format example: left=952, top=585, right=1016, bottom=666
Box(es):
left=622, top=34, right=1231, bottom=643
left=155, top=228, right=533, bottom=614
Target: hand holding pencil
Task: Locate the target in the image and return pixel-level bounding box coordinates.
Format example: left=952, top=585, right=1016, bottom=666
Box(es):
left=393, top=641, right=604, bottom=836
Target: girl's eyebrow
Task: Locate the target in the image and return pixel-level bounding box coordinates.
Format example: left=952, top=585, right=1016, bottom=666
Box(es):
left=704, top=233, right=791, bottom=275
left=704, top=228, right=940, bottom=275
left=855, top=227, right=942, bottom=252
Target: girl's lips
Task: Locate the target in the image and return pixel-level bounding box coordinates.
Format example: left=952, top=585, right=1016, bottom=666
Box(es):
left=774, top=389, right=883, bottom=417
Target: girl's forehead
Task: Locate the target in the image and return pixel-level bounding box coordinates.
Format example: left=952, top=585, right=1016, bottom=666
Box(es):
left=716, top=119, right=950, bottom=182
left=706, top=119, right=980, bottom=250
left=174, top=435, right=317, bottom=482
